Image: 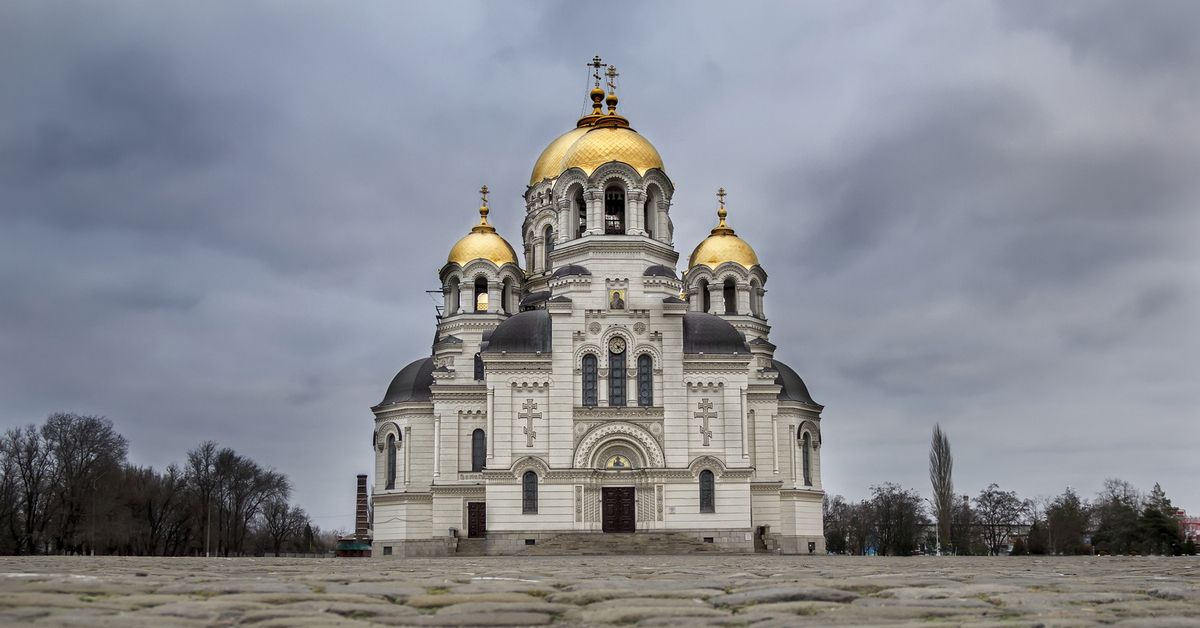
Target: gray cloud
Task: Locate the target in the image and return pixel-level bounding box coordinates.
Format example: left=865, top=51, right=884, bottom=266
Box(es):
left=2, top=0, right=1198, bottom=525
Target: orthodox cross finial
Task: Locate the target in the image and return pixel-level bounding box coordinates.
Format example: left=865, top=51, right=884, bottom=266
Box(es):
left=712, top=188, right=732, bottom=235
left=589, top=56, right=604, bottom=88
left=479, top=185, right=490, bottom=207
left=605, top=65, right=619, bottom=94
left=717, top=187, right=727, bottom=210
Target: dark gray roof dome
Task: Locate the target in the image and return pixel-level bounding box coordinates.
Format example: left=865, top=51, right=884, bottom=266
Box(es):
left=682, top=311, right=751, bottom=354
left=643, top=265, right=677, bottom=278
left=550, top=264, right=591, bottom=279
left=519, top=291, right=551, bottom=307
left=380, top=357, right=435, bottom=405
left=772, top=360, right=816, bottom=405
left=484, top=310, right=552, bottom=354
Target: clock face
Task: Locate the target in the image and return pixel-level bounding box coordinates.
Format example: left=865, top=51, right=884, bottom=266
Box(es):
left=609, top=337, right=626, bottom=353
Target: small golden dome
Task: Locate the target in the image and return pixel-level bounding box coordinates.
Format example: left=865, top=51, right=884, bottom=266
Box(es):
left=559, top=126, right=664, bottom=177
left=530, top=127, right=590, bottom=186
left=688, top=196, right=759, bottom=270
left=447, top=202, right=519, bottom=267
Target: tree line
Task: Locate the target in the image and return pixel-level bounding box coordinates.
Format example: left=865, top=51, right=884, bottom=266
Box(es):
left=823, top=425, right=1194, bottom=556
left=0, top=412, right=333, bottom=556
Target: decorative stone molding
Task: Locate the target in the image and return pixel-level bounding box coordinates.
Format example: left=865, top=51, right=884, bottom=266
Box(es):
left=573, top=421, right=665, bottom=469
left=687, top=455, right=728, bottom=478
left=376, top=421, right=401, bottom=452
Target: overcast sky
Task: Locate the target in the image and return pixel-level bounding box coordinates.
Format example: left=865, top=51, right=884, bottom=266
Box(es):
left=3, top=1, right=1198, bottom=530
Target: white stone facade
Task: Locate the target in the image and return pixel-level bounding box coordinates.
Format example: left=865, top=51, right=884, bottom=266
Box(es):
left=370, top=85, right=825, bottom=556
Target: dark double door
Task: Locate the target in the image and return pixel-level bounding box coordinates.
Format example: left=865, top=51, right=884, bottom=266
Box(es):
left=602, top=487, right=636, bottom=533
left=467, top=502, right=486, bottom=538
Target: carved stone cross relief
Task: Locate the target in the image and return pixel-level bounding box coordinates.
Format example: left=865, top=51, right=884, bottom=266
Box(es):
left=694, top=398, right=715, bottom=446
left=520, top=399, right=540, bottom=447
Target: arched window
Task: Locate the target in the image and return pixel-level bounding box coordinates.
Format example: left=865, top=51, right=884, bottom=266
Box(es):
left=802, top=432, right=812, bottom=486
left=386, top=434, right=397, bottom=490
left=544, top=226, right=554, bottom=272
left=609, top=347, right=626, bottom=406
left=474, top=277, right=488, bottom=312
left=472, top=429, right=486, bottom=472
left=575, top=190, right=587, bottom=238
left=582, top=354, right=598, bottom=407
left=522, top=471, right=538, bottom=514
left=643, top=198, right=653, bottom=239
left=474, top=353, right=484, bottom=380
left=604, top=186, right=625, bottom=234
left=724, top=279, right=737, bottom=314
left=637, top=354, right=653, bottom=407
left=699, top=470, right=715, bottom=513
left=700, top=280, right=711, bottom=313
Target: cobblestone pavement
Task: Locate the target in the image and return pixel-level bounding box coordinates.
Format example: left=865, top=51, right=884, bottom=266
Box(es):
left=2, top=555, right=1200, bottom=627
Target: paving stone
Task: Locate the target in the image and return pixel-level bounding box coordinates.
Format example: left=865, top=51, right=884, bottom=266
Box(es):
left=154, top=580, right=313, bottom=595
left=403, top=592, right=545, bottom=608
left=433, top=601, right=572, bottom=615
left=546, top=588, right=724, bottom=605
left=708, top=585, right=861, bottom=606
left=1147, top=587, right=1200, bottom=601
left=325, top=582, right=430, bottom=599
left=404, top=611, right=553, bottom=626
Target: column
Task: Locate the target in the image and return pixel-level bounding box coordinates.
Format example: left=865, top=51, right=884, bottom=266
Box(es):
left=586, top=190, right=602, bottom=235
left=627, top=190, right=646, bottom=235
left=740, top=388, right=749, bottom=459
left=403, top=426, right=411, bottom=486
left=708, top=285, right=723, bottom=314
left=788, top=423, right=796, bottom=483
left=772, top=416, right=780, bottom=475
left=433, top=414, right=441, bottom=478
left=556, top=200, right=571, bottom=243
left=486, top=387, right=495, bottom=459
left=738, top=285, right=752, bottom=316
left=488, top=281, right=501, bottom=313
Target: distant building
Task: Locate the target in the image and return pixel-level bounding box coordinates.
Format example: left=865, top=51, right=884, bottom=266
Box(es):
left=1176, top=510, right=1200, bottom=542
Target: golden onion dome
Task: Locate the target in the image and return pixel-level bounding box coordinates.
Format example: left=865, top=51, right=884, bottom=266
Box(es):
left=447, top=203, right=519, bottom=267
left=688, top=200, right=759, bottom=270
left=559, top=125, right=663, bottom=177
left=530, top=127, right=590, bottom=186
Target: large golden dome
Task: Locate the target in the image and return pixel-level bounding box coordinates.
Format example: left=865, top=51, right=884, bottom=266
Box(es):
left=688, top=202, right=759, bottom=270
left=447, top=204, right=519, bottom=267
left=529, top=127, right=589, bottom=185
left=559, top=125, right=663, bottom=177
left=528, top=85, right=664, bottom=184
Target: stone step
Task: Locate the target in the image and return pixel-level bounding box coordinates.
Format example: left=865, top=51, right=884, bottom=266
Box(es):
left=517, top=532, right=727, bottom=555
left=455, top=538, right=487, bottom=556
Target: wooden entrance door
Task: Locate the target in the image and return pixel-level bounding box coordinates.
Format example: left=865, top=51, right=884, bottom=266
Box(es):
left=602, top=487, right=636, bottom=533
left=467, top=502, right=486, bottom=538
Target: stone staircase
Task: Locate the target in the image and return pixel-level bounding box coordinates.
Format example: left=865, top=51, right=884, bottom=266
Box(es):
left=516, top=533, right=726, bottom=555
left=454, top=538, right=487, bottom=556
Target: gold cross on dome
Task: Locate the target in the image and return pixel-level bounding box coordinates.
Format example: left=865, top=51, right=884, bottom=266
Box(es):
left=589, top=56, right=604, bottom=88
left=717, top=188, right=727, bottom=209
left=605, top=65, right=619, bottom=93
left=479, top=185, right=489, bottom=206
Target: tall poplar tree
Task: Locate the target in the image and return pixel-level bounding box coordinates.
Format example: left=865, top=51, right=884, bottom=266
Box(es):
left=929, top=424, right=954, bottom=554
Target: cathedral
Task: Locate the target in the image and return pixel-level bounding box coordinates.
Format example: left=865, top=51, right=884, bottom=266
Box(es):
left=370, top=63, right=825, bottom=556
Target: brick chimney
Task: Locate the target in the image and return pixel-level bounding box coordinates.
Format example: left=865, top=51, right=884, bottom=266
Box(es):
left=355, top=474, right=369, bottom=542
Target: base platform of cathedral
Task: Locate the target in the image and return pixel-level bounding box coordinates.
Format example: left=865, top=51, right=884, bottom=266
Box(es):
left=4, top=556, right=1200, bottom=627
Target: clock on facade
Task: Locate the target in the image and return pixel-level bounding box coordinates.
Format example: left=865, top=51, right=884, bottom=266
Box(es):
left=608, top=337, right=626, bottom=353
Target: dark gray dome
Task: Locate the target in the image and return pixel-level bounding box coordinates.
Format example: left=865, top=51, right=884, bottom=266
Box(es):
left=772, top=360, right=816, bottom=405
left=643, top=265, right=677, bottom=279
left=682, top=311, right=751, bottom=354
left=484, top=310, right=552, bottom=354
left=380, top=357, right=435, bottom=405
left=519, top=291, right=551, bottom=307
left=550, top=264, right=591, bottom=278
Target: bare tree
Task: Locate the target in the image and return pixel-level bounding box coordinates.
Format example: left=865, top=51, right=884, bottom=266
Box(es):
left=973, top=484, right=1025, bottom=555
left=41, top=413, right=128, bottom=554
left=2, top=426, right=54, bottom=554
left=928, top=423, right=954, bottom=554
left=186, top=441, right=219, bottom=556
left=871, top=483, right=927, bottom=556
left=259, top=497, right=308, bottom=556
